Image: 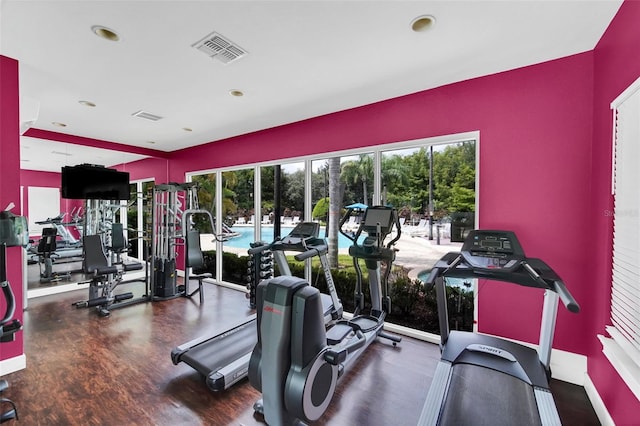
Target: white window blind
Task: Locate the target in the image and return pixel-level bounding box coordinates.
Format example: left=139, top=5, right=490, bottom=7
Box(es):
left=600, top=76, right=640, bottom=400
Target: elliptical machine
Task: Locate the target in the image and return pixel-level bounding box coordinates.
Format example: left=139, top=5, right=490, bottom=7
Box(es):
left=0, top=211, right=27, bottom=423
left=248, top=205, right=402, bottom=425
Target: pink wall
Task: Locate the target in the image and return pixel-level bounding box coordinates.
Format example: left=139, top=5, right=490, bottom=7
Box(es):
left=588, top=0, right=640, bottom=422
left=0, top=55, right=24, bottom=361
left=170, top=52, right=595, bottom=355
left=115, top=157, right=169, bottom=184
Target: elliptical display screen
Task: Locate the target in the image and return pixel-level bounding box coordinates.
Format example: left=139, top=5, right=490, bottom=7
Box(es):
left=362, top=207, right=393, bottom=233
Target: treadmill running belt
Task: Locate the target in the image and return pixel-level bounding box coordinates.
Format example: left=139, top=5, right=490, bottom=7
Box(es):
left=179, top=320, right=257, bottom=376
left=440, top=364, right=542, bottom=426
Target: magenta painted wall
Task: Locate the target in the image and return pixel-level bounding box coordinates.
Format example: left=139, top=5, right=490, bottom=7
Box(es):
left=0, top=55, right=24, bottom=360
left=170, top=52, right=595, bottom=355
left=588, top=0, right=640, bottom=422
left=115, top=157, right=169, bottom=184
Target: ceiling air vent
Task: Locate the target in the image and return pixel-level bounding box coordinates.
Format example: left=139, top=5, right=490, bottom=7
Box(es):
left=132, top=110, right=163, bottom=121
left=192, top=31, right=247, bottom=64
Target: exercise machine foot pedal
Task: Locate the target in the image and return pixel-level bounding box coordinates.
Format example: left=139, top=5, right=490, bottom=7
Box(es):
left=326, top=323, right=354, bottom=345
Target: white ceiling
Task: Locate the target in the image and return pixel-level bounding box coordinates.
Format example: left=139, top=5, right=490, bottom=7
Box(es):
left=1, top=0, right=623, bottom=173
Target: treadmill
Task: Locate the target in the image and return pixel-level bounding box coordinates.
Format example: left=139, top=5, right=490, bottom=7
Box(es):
left=418, top=229, right=580, bottom=426
left=171, top=222, right=343, bottom=392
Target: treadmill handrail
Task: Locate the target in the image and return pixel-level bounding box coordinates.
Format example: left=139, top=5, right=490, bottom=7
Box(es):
left=295, top=247, right=320, bottom=262
left=521, top=262, right=580, bottom=313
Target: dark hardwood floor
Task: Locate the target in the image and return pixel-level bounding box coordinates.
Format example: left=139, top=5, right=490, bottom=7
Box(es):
left=3, top=282, right=600, bottom=425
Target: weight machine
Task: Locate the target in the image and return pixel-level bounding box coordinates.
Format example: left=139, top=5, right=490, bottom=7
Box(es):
left=150, top=182, right=222, bottom=301
left=0, top=210, right=28, bottom=423
left=73, top=199, right=147, bottom=317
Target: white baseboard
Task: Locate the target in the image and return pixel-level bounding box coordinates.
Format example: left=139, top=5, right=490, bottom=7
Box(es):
left=548, top=347, right=587, bottom=385
left=27, top=282, right=89, bottom=299
left=584, top=373, right=615, bottom=426
left=0, top=354, right=26, bottom=376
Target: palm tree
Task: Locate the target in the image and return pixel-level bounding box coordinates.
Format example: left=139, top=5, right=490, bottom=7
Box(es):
left=327, top=157, right=342, bottom=268
left=341, top=154, right=373, bottom=206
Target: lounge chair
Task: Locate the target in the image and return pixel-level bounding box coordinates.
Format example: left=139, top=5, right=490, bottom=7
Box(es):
left=408, top=219, right=430, bottom=237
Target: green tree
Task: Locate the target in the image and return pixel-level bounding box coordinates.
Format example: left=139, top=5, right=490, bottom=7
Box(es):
left=232, top=169, right=254, bottom=212
left=432, top=141, right=476, bottom=213
left=381, top=154, right=410, bottom=207
left=221, top=171, right=239, bottom=217
left=341, top=154, right=373, bottom=206
left=312, top=197, right=330, bottom=222
left=284, top=169, right=305, bottom=213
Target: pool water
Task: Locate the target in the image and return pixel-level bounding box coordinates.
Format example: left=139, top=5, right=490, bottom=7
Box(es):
left=224, top=226, right=355, bottom=249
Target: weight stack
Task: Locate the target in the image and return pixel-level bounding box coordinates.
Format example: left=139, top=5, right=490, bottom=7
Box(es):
left=154, top=258, right=177, bottom=299
left=246, top=242, right=273, bottom=309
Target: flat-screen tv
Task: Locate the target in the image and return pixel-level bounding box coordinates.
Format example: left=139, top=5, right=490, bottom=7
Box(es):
left=61, top=164, right=130, bottom=200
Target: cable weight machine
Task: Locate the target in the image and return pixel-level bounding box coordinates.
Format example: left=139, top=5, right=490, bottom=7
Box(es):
left=151, top=182, right=222, bottom=300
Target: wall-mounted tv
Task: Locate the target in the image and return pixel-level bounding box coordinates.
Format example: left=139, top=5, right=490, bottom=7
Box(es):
left=61, top=164, right=130, bottom=200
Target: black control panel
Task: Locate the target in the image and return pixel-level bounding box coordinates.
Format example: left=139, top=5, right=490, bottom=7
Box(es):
left=460, top=230, right=526, bottom=272
left=272, top=222, right=325, bottom=251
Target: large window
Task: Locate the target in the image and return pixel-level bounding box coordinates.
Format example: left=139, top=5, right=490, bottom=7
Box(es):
left=600, top=76, right=640, bottom=399
left=187, top=131, right=478, bottom=335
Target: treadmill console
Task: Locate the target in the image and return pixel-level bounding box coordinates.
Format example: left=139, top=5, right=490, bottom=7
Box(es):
left=278, top=222, right=321, bottom=248
left=460, top=230, right=526, bottom=272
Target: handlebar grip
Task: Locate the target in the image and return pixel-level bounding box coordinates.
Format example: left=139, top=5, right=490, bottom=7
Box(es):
left=323, top=330, right=366, bottom=365
left=294, top=249, right=318, bottom=262
left=553, top=280, right=580, bottom=313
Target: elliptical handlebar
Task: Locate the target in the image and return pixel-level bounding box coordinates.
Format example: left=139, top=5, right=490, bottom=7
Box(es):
left=339, top=207, right=358, bottom=242
left=0, top=281, right=16, bottom=327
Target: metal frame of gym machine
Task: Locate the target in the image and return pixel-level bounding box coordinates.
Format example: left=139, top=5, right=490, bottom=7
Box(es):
left=150, top=182, right=218, bottom=301
left=73, top=198, right=148, bottom=316
left=171, top=220, right=344, bottom=393
left=150, top=183, right=195, bottom=300
left=247, top=205, right=403, bottom=425
left=0, top=211, right=27, bottom=423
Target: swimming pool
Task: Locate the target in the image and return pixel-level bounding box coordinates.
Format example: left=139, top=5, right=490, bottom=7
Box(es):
left=224, top=226, right=356, bottom=249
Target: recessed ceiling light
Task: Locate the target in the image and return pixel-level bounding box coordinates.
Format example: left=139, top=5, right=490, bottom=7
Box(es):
left=52, top=122, right=67, bottom=127
left=79, top=100, right=96, bottom=107
left=91, top=25, right=120, bottom=42
left=411, top=15, right=436, bottom=32
left=182, top=127, right=193, bottom=132
left=229, top=90, right=244, bottom=97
